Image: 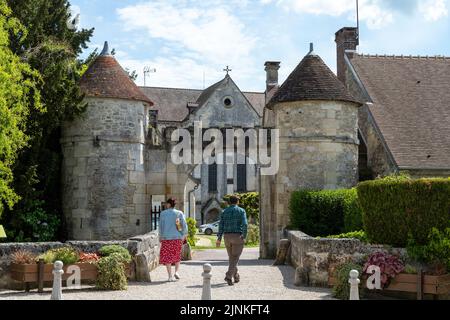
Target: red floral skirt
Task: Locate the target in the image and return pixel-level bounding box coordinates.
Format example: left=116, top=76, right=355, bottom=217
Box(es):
left=159, top=239, right=183, bottom=265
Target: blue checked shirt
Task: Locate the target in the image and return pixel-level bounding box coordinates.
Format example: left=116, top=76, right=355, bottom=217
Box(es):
left=217, top=205, right=248, bottom=241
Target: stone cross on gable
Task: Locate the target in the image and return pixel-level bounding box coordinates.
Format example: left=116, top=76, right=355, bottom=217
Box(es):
left=223, top=66, right=232, bottom=75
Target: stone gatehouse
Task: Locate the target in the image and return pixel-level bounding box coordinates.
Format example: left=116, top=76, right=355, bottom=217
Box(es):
left=61, top=26, right=450, bottom=252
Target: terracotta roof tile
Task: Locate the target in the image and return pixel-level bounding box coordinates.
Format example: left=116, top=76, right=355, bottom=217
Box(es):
left=80, top=53, right=153, bottom=105
left=350, top=54, right=450, bottom=169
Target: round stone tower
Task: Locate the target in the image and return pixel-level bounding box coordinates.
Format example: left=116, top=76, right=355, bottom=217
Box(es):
left=260, top=50, right=362, bottom=258
left=61, top=42, right=154, bottom=240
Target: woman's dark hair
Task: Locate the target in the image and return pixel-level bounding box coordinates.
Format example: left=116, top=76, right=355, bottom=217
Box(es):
left=228, top=195, right=239, bottom=205
left=166, top=198, right=176, bottom=208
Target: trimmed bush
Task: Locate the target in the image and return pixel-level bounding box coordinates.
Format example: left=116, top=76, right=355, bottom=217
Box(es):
left=289, top=189, right=363, bottom=237
left=99, top=245, right=131, bottom=262
left=245, top=224, right=260, bottom=245
left=96, top=253, right=128, bottom=291
left=357, top=176, right=450, bottom=247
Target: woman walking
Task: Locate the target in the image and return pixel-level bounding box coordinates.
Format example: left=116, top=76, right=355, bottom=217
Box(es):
left=158, top=198, right=188, bottom=282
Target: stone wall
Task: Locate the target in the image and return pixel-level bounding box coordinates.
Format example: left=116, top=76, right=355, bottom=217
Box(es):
left=260, top=100, right=360, bottom=259
left=287, top=230, right=406, bottom=287
left=0, top=232, right=159, bottom=290
left=61, top=97, right=149, bottom=240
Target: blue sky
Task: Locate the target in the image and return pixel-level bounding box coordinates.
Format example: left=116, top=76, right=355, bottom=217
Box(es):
left=70, top=0, right=450, bottom=92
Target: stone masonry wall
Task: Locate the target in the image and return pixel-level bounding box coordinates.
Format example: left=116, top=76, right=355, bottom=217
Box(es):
left=260, top=100, right=360, bottom=258
left=0, top=231, right=159, bottom=290
left=61, top=97, right=148, bottom=240
left=287, top=230, right=406, bottom=287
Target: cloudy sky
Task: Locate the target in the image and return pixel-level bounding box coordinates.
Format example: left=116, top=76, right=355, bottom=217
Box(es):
left=70, top=0, right=450, bottom=92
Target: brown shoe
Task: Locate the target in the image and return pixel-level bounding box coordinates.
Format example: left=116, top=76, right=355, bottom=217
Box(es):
left=225, top=277, right=234, bottom=286
left=234, top=274, right=240, bottom=283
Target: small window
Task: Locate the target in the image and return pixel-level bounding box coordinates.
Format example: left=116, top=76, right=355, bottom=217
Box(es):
left=223, top=96, right=234, bottom=108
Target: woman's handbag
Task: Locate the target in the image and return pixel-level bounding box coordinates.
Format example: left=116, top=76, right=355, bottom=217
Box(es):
left=175, top=213, right=183, bottom=232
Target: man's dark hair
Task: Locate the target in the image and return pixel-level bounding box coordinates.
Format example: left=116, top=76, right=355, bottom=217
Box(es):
left=166, top=198, right=176, bottom=208
left=228, top=195, right=239, bottom=205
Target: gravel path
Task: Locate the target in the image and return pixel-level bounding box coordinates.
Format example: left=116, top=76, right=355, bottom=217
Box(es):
left=0, top=248, right=333, bottom=300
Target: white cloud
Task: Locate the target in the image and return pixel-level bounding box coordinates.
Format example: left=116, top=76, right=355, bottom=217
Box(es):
left=419, top=0, right=448, bottom=21
left=117, top=1, right=257, bottom=66
left=115, top=0, right=261, bottom=90
left=271, top=0, right=448, bottom=29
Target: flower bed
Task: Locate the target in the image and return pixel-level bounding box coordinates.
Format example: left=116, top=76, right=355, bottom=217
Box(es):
left=9, top=245, right=133, bottom=292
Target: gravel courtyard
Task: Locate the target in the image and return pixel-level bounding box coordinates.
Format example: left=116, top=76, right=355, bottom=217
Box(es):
left=0, top=248, right=333, bottom=300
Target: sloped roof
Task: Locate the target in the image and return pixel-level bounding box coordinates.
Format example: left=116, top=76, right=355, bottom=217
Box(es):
left=80, top=43, right=153, bottom=105
left=139, top=86, right=265, bottom=122
left=268, top=53, right=360, bottom=108
left=350, top=54, right=450, bottom=169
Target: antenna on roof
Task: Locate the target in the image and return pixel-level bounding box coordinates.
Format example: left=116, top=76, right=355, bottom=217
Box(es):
left=143, top=67, right=156, bottom=87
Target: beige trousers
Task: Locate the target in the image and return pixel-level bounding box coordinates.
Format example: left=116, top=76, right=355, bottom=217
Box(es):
left=224, top=233, right=244, bottom=280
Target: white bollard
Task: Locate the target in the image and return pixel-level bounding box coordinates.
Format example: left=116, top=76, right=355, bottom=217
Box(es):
left=349, top=270, right=360, bottom=301
left=51, top=261, right=64, bottom=300
left=201, top=263, right=212, bottom=300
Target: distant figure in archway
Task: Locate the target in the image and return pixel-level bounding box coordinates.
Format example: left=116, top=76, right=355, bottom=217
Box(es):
left=159, top=198, right=188, bottom=282
left=216, top=195, right=248, bottom=286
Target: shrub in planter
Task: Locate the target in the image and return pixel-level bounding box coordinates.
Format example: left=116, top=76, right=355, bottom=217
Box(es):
left=357, top=176, right=450, bottom=246
left=11, top=250, right=37, bottom=265
left=99, top=245, right=131, bottom=262
left=289, top=189, right=363, bottom=237
left=96, top=253, right=130, bottom=291
left=78, top=252, right=100, bottom=263
left=39, top=247, right=79, bottom=265
left=245, top=224, right=260, bottom=245
left=333, top=262, right=364, bottom=300
left=363, top=252, right=405, bottom=289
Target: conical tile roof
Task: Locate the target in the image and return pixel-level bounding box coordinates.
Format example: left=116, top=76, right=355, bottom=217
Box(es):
left=267, top=53, right=360, bottom=108
left=80, top=42, right=153, bottom=105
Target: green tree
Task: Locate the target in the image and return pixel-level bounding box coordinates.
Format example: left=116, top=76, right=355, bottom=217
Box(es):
left=0, top=0, right=41, bottom=223
left=3, top=0, right=93, bottom=241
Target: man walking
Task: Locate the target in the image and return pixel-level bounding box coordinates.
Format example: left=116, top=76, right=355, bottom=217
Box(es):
left=216, top=195, right=248, bottom=286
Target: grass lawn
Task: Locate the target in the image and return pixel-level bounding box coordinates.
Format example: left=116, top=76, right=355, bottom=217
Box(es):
left=192, top=234, right=259, bottom=250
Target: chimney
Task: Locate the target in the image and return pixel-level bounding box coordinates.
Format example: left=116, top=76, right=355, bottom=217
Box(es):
left=264, top=61, right=281, bottom=93
left=335, top=27, right=359, bottom=84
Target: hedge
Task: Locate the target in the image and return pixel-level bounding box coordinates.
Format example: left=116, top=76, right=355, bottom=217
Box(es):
left=222, top=192, right=259, bottom=223
left=357, top=177, right=450, bottom=247
left=289, top=189, right=363, bottom=237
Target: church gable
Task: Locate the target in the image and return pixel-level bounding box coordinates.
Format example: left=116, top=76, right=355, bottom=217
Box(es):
left=189, top=75, right=261, bottom=128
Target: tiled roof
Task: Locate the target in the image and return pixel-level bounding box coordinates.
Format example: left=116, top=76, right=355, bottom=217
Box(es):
left=80, top=45, right=153, bottom=105
left=268, top=53, right=360, bottom=108
left=139, top=86, right=265, bottom=122
left=350, top=54, right=450, bottom=169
